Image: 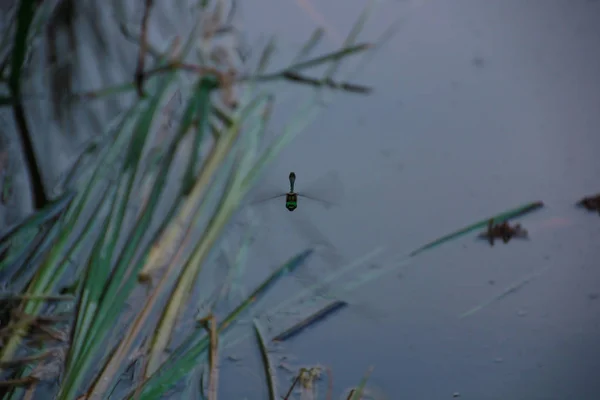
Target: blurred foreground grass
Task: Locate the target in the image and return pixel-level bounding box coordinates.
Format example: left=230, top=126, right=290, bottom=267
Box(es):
left=0, top=0, right=389, bottom=398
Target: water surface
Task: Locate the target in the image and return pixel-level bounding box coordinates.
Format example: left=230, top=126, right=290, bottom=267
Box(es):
left=224, top=1, right=600, bottom=399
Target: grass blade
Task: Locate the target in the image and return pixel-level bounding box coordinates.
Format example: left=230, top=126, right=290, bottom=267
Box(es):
left=291, top=27, right=325, bottom=65
left=459, top=265, right=551, bottom=319
left=324, top=0, right=377, bottom=80
left=409, top=201, right=544, bottom=257
left=197, top=315, right=219, bottom=400
left=0, top=191, right=76, bottom=246
left=272, top=300, right=347, bottom=343
left=253, top=319, right=277, bottom=400
left=133, top=249, right=314, bottom=399
left=9, top=0, right=35, bottom=97
left=348, top=366, right=374, bottom=400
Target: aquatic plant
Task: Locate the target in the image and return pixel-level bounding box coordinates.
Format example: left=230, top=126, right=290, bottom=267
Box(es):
left=0, top=0, right=382, bottom=398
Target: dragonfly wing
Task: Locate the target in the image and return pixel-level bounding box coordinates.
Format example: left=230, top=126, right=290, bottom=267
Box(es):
left=246, top=178, right=290, bottom=206
left=249, top=193, right=286, bottom=206
left=296, top=193, right=335, bottom=208
left=296, top=170, right=344, bottom=208
left=287, top=212, right=386, bottom=322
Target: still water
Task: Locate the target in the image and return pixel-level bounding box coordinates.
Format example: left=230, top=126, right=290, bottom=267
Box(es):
left=1, top=0, right=598, bottom=398
left=220, top=0, right=600, bottom=399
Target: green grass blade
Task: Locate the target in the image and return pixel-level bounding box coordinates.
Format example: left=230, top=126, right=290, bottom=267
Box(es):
left=292, top=27, right=325, bottom=65
left=58, top=67, right=183, bottom=399
left=255, top=37, right=277, bottom=75
left=78, top=82, right=258, bottom=398
left=349, top=366, right=374, bottom=400
left=272, top=300, right=348, bottom=342
left=253, top=319, right=277, bottom=400
left=409, top=201, right=544, bottom=257
left=181, top=76, right=220, bottom=195
left=9, top=0, right=35, bottom=97
left=0, top=191, right=76, bottom=246
left=142, top=147, right=242, bottom=378
left=0, top=215, right=58, bottom=283
left=261, top=247, right=384, bottom=320
left=133, top=249, right=314, bottom=399
left=324, top=0, right=377, bottom=80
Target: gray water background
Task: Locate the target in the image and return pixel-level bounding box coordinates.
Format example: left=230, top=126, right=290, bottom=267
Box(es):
left=0, top=0, right=598, bottom=399
left=231, top=1, right=600, bottom=399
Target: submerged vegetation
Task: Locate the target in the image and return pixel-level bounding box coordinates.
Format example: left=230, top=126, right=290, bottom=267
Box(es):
left=0, top=0, right=594, bottom=399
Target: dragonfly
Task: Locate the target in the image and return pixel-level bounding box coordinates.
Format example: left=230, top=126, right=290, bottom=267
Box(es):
left=249, top=172, right=387, bottom=322
left=249, top=170, right=344, bottom=266
left=251, top=171, right=340, bottom=212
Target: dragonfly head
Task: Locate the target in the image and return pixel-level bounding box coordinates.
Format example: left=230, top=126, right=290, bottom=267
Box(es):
left=288, top=172, right=296, bottom=192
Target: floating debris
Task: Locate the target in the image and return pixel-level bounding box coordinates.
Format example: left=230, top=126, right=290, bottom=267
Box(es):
left=272, top=300, right=348, bottom=342
left=283, top=366, right=324, bottom=400
left=577, top=193, right=600, bottom=214
left=477, top=219, right=529, bottom=246
left=226, top=355, right=242, bottom=363
left=409, top=201, right=543, bottom=256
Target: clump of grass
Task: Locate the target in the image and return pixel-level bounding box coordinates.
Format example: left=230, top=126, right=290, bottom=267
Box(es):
left=0, top=0, right=380, bottom=399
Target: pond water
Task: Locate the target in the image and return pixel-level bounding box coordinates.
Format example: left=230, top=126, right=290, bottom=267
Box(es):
left=220, top=0, right=600, bottom=399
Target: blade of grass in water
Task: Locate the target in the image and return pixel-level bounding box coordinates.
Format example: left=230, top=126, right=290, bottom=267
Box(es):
left=140, top=96, right=268, bottom=379
left=58, top=41, right=189, bottom=398
left=271, top=199, right=550, bottom=329
left=0, top=199, right=68, bottom=280
left=291, top=27, right=325, bottom=65
left=139, top=82, right=313, bottom=384
left=86, top=94, right=267, bottom=397
left=348, top=366, right=374, bottom=400
left=139, top=92, right=267, bottom=282
left=255, top=37, right=277, bottom=75
left=180, top=76, right=220, bottom=196
left=0, top=182, right=116, bottom=368
left=324, top=0, right=376, bottom=80
left=0, top=293, right=73, bottom=302
left=195, top=315, right=219, bottom=400
left=9, top=0, right=35, bottom=98
left=409, top=201, right=544, bottom=257
left=75, top=41, right=372, bottom=101
left=0, top=102, right=134, bottom=362
left=131, top=249, right=314, bottom=399
left=0, top=191, right=76, bottom=246
left=280, top=200, right=545, bottom=319
left=253, top=319, right=277, bottom=400
left=261, top=247, right=385, bottom=320
left=64, top=87, right=203, bottom=399
left=0, top=216, right=58, bottom=285
left=459, top=265, right=551, bottom=319
left=139, top=76, right=223, bottom=279
left=272, top=300, right=347, bottom=342
left=217, top=212, right=259, bottom=305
